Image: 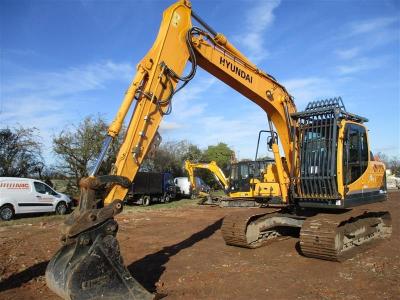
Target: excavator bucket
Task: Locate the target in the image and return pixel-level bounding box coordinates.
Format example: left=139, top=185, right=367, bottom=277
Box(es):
left=46, top=176, right=154, bottom=300
left=46, top=219, right=153, bottom=300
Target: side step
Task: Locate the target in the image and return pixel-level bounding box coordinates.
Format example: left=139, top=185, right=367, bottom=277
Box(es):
left=198, top=197, right=264, bottom=208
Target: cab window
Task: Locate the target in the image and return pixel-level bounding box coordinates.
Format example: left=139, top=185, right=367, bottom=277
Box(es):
left=230, top=164, right=238, bottom=180
left=34, top=182, right=47, bottom=194
left=343, top=124, right=369, bottom=185
left=45, top=185, right=58, bottom=195
left=239, top=164, right=249, bottom=179
left=34, top=182, right=57, bottom=195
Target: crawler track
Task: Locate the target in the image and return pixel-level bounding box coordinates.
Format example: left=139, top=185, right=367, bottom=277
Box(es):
left=222, top=205, right=392, bottom=261
left=221, top=209, right=278, bottom=248
left=221, top=209, right=304, bottom=248
left=300, top=209, right=392, bottom=261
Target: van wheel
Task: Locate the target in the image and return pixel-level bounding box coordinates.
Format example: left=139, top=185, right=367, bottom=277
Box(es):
left=142, top=196, right=151, bottom=206
left=56, top=201, right=68, bottom=215
left=0, top=205, right=14, bottom=221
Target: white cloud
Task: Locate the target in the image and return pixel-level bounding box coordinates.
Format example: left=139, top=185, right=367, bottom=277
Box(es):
left=3, top=61, right=133, bottom=97
left=349, top=17, right=398, bottom=36
left=336, top=47, right=360, bottom=60
left=336, top=57, right=385, bottom=75
left=334, top=16, right=398, bottom=63
left=163, top=75, right=217, bottom=123
left=234, top=0, right=281, bottom=62
left=159, top=121, right=182, bottom=131
left=0, top=60, right=133, bottom=162
left=282, top=77, right=339, bottom=107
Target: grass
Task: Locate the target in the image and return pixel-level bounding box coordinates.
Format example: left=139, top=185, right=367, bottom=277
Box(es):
left=209, top=190, right=226, bottom=197
left=0, top=197, right=204, bottom=226
left=0, top=213, right=67, bottom=227
left=121, top=189, right=226, bottom=213
left=0, top=187, right=228, bottom=226
left=122, top=198, right=198, bottom=213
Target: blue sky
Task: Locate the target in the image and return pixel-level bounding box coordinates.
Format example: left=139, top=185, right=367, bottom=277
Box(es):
left=1, top=0, right=399, bottom=163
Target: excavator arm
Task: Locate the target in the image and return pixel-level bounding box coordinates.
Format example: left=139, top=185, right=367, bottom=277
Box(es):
left=46, top=2, right=195, bottom=299
left=185, top=160, right=229, bottom=192
left=46, top=1, right=297, bottom=299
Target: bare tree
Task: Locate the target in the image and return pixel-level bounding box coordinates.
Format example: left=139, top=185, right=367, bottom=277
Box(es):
left=141, top=140, right=202, bottom=176
left=0, top=127, right=44, bottom=177
left=376, top=152, right=400, bottom=176
left=53, top=116, right=124, bottom=186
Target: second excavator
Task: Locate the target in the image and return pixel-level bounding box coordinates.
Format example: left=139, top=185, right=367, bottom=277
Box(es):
left=184, top=160, right=229, bottom=196
left=45, top=1, right=392, bottom=299
left=184, top=157, right=280, bottom=207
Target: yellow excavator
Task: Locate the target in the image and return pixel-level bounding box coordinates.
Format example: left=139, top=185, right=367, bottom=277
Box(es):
left=184, top=160, right=229, bottom=195
left=46, top=1, right=392, bottom=299
left=184, top=158, right=280, bottom=207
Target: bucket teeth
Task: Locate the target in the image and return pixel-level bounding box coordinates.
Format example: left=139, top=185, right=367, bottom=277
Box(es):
left=46, top=219, right=154, bottom=300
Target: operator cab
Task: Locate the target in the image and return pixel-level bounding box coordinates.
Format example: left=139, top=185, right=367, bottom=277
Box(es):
left=291, top=97, right=386, bottom=208
left=229, top=159, right=274, bottom=193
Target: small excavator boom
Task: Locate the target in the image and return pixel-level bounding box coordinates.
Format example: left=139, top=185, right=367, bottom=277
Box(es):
left=185, top=160, right=229, bottom=193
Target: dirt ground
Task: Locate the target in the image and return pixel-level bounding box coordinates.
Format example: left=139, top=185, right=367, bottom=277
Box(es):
left=1, top=191, right=399, bottom=300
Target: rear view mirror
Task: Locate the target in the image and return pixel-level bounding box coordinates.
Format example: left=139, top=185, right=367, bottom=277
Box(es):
left=267, top=137, right=273, bottom=151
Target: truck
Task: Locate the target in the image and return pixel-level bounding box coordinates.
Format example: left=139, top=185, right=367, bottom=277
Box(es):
left=124, top=172, right=177, bottom=205
left=0, top=177, right=72, bottom=221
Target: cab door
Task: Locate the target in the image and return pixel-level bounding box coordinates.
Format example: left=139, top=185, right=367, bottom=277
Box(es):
left=6, top=179, right=33, bottom=214
left=342, top=123, right=369, bottom=204
left=33, top=181, right=57, bottom=212
left=238, top=163, right=251, bottom=193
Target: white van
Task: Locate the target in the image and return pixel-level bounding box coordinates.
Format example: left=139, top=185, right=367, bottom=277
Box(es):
left=174, top=176, right=211, bottom=198
left=0, top=177, right=72, bottom=221
left=174, top=177, right=192, bottom=197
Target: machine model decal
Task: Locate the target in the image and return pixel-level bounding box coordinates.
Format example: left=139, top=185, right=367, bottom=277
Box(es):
left=219, top=57, right=253, bottom=84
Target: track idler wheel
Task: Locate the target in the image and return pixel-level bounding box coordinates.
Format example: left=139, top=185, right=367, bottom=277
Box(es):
left=46, top=218, right=154, bottom=300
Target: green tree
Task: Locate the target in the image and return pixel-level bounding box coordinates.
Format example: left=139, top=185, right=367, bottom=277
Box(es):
left=199, top=143, right=234, bottom=189
left=0, top=127, right=44, bottom=177
left=202, top=142, right=234, bottom=172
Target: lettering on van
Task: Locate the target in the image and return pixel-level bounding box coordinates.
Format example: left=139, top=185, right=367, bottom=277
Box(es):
left=219, top=57, right=253, bottom=84
left=0, top=183, right=30, bottom=189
